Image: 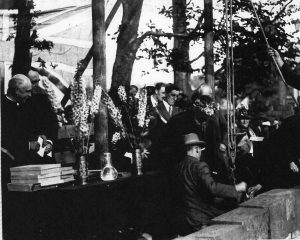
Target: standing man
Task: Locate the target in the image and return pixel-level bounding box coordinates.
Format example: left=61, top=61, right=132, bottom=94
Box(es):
left=173, top=133, right=246, bottom=234
left=26, top=69, right=58, bottom=149
left=148, top=84, right=181, bottom=169
left=1, top=74, right=52, bottom=166
left=153, top=83, right=181, bottom=124
left=162, top=85, right=231, bottom=183
left=147, top=82, right=166, bottom=109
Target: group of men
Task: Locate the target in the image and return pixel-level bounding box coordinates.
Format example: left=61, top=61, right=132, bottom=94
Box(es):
left=143, top=47, right=300, bottom=234
left=1, top=46, right=300, bottom=236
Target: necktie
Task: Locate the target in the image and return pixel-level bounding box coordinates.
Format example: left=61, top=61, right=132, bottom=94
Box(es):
left=169, top=106, right=173, bottom=116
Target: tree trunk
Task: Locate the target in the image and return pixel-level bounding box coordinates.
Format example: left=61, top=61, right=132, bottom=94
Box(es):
left=92, top=0, right=108, bottom=167
left=172, top=0, right=192, bottom=96
left=204, top=0, right=215, bottom=96
left=12, top=1, right=32, bottom=75
left=111, top=0, right=144, bottom=89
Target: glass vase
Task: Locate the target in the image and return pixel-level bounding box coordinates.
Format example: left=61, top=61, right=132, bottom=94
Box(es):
left=77, top=154, right=88, bottom=185
left=131, top=149, right=143, bottom=176
left=101, top=152, right=118, bottom=181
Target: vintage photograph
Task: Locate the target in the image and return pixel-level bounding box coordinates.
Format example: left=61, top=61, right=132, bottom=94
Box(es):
left=1, top=0, right=300, bottom=239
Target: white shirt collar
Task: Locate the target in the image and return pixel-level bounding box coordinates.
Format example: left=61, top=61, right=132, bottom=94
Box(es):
left=6, top=95, right=19, bottom=106
left=163, top=100, right=171, bottom=112
left=151, top=95, right=158, bottom=107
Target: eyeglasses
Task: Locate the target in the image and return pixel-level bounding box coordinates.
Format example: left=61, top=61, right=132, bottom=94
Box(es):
left=170, top=93, right=179, bottom=98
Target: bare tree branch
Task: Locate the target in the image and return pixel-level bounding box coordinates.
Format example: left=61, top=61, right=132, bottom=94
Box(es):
left=272, top=0, right=293, bottom=23
left=189, top=51, right=204, bottom=64
left=133, top=31, right=188, bottom=51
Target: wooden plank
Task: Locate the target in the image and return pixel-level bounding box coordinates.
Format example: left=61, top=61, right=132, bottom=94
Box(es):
left=92, top=0, right=109, bottom=165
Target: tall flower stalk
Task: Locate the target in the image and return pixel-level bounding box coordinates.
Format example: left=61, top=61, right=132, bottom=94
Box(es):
left=103, top=85, right=149, bottom=153
left=70, top=77, right=102, bottom=154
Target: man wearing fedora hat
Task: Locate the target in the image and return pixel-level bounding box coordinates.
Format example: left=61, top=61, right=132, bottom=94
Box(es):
left=173, top=133, right=247, bottom=234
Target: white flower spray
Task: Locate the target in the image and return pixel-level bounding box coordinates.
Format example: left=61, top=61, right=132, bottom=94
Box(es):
left=137, top=88, right=147, bottom=128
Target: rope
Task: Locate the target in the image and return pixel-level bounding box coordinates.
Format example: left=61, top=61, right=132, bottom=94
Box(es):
left=225, top=0, right=237, bottom=184
left=249, top=0, right=299, bottom=107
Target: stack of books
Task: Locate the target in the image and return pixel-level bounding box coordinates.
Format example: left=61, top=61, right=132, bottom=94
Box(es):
left=61, top=166, right=76, bottom=183
left=7, top=164, right=76, bottom=192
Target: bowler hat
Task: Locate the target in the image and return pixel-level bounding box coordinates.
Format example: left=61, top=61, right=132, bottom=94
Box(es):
left=183, top=133, right=206, bottom=146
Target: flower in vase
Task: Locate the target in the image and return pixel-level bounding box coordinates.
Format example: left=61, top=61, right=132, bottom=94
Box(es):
left=91, top=85, right=102, bottom=115
left=102, top=93, right=126, bottom=137
left=111, top=132, right=121, bottom=145
left=137, top=88, right=147, bottom=128
left=118, top=85, right=127, bottom=103
left=40, top=76, right=63, bottom=113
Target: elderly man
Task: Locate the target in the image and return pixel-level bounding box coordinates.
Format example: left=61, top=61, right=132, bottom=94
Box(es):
left=1, top=74, right=54, bottom=166
left=173, top=133, right=246, bottom=234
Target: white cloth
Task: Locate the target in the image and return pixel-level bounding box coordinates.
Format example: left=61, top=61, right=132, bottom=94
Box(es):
left=150, top=95, right=158, bottom=107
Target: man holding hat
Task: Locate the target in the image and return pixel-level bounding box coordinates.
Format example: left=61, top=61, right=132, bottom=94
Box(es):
left=173, top=133, right=247, bottom=234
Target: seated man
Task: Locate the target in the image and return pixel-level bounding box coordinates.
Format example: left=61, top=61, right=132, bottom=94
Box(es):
left=173, top=133, right=246, bottom=234
left=1, top=74, right=54, bottom=167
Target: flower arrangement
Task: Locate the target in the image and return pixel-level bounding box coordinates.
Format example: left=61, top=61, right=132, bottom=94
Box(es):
left=105, top=85, right=150, bottom=157
left=70, top=77, right=102, bottom=154
left=200, top=102, right=220, bottom=116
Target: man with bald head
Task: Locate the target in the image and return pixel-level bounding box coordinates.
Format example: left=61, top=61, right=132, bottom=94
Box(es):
left=1, top=74, right=54, bottom=166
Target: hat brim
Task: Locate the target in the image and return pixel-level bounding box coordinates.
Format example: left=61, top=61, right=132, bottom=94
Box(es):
left=184, top=140, right=206, bottom=146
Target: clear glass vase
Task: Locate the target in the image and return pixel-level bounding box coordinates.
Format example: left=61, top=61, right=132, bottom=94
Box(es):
left=77, top=154, right=88, bottom=185
left=131, top=149, right=143, bottom=176
left=101, top=152, right=118, bottom=181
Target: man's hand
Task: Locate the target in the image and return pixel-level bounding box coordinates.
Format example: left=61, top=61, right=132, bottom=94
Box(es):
left=44, top=143, right=53, bottom=154
left=29, top=141, right=40, bottom=152
left=219, top=143, right=226, bottom=152
left=39, top=135, right=48, bottom=147
left=267, top=48, right=284, bottom=68
left=290, top=161, right=299, bottom=173
left=235, top=181, right=247, bottom=192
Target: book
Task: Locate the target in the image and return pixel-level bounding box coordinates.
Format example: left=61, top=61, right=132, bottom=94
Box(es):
left=11, top=176, right=62, bottom=185
left=11, top=172, right=61, bottom=180
left=10, top=167, right=62, bottom=176
left=61, top=169, right=76, bottom=175
left=61, top=174, right=74, bottom=179
left=7, top=183, right=58, bottom=192
left=62, top=176, right=75, bottom=183
left=10, top=164, right=61, bottom=172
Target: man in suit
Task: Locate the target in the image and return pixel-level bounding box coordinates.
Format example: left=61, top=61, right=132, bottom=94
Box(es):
left=26, top=70, right=58, bottom=150
left=147, top=82, right=166, bottom=110
left=154, top=83, right=181, bottom=123
left=1, top=74, right=57, bottom=166
left=264, top=114, right=300, bottom=189
left=173, top=133, right=246, bottom=234
left=148, top=84, right=181, bottom=169
left=162, top=86, right=231, bottom=183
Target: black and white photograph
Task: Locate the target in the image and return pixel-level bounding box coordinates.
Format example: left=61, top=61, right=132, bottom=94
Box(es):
left=1, top=0, right=300, bottom=239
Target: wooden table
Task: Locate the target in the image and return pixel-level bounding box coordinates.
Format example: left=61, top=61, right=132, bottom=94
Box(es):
left=3, top=171, right=173, bottom=240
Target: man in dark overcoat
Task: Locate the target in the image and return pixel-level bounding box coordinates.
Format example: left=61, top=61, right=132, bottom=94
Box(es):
left=173, top=133, right=246, bottom=234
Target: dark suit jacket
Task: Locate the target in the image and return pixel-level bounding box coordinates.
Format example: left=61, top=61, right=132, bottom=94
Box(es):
left=281, top=63, right=300, bottom=90
left=162, top=110, right=227, bottom=172
left=174, top=155, right=240, bottom=229
left=24, top=93, right=58, bottom=142
left=1, top=94, right=58, bottom=166
left=1, top=96, right=31, bottom=166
